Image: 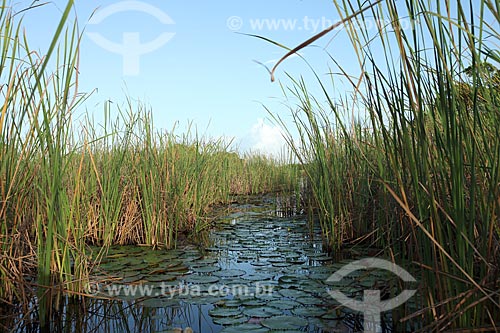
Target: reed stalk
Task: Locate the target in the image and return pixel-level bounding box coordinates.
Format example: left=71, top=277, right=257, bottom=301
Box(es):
left=0, top=1, right=298, bottom=326
left=269, top=0, right=500, bottom=329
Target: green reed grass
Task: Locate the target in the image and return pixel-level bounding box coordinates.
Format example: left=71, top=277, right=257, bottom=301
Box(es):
left=76, top=102, right=293, bottom=250
left=269, top=0, right=500, bottom=330
left=0, top=0, right=82, bottom=325
left=0, top=0, right=298, bottom=327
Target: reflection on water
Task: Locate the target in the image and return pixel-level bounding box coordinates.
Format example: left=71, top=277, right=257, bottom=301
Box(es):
left=2, top=195, right=420, bottom=332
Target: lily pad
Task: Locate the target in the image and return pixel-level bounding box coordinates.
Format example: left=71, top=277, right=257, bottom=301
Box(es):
left=145, top=274, right=179, bottom=282
left=286, top=258, right=306, bottom=264
left=220, top=323, right=269, bottom=333
left=278, top=288, right=311, bottom=299
left=141, top=297, right=179, bottom=308
left=267, top=257, right=285, bottom=263
left=296, top=296, right=323, bottom=305
left=120, top=275, right=145, bottom=283
left=242, top=298, right=268, bottom=306
left=185, top=275, right=219, bottom=284
left=106, top=252, right=128, bottom=259
left=292, top=306, right=327, bottom=317
left=214, top=269, right=246, bottom=277
left=212, top=315, right=248, bottom=325
left=242, top=307, right=282, bottom=318
left=118, top=271, right=142, bottom=278
left=221, top=299, right=243, bottom=307
left=267, top=299, right=301, bottom=310
left=278, top=275, right=301, bottom=284
left=237, top=254, right=256, bottom=261
left=250, top=261, right=268, bottom=267
left=192, top=258, right=218, bottom=265
left=165, top=264, right=189, bottom=273
left=261, top=316, right=308, bottom=330
left=271, top=262, right=290, bottom=267
left=191, top=265, right=221, bottom=273
left=242, top=273, right=273, bottom=281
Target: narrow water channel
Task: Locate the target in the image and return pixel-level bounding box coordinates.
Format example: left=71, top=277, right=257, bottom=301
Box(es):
left=7, top=195, right=417, bottom=332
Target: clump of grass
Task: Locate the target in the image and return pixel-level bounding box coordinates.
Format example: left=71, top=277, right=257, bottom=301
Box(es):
left=0, top=0, right=84, bottom=325
left=269, top=0, right=500, bottom=330
left=227, top=150, right=299, bottom=195
left=77, top=103, right=295, bottom=248
left=0, top=0, right=298, bottom=327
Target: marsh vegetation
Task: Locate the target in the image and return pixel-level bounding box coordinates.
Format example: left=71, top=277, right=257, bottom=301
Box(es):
left=0, top=0, right=499, bottom=332
left=270, top=0, right=500, bottom=330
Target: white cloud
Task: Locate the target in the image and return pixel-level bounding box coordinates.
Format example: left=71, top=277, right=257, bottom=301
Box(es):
left=241, top=118, right=287, bottom=157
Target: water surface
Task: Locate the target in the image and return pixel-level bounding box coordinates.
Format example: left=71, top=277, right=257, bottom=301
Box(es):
left=6, top=195, right=416, bottom=332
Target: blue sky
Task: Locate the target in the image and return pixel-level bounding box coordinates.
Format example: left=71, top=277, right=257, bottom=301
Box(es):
left=16, top=0, right=365, bottom=156
left=16, top=1, right=493, bottom=156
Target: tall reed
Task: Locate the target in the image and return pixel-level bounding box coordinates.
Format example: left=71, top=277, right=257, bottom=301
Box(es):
left=0, top=0, right=298, bottom=327
left=77, top=104, right=294, bottom=247
left=0, top=0, right=86, bottom=325
left=271, top=0, right=500, bottom=330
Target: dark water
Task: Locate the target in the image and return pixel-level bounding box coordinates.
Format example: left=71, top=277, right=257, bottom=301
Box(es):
left=2, top=195, right=420, bottom=332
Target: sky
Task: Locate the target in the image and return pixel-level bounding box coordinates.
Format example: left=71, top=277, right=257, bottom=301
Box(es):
left=13, top=0, right=367, bottom=156
left=14, top=1, right=495, bottom=156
